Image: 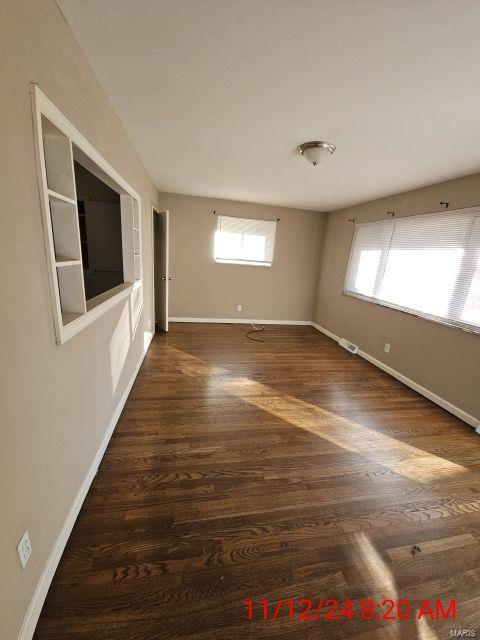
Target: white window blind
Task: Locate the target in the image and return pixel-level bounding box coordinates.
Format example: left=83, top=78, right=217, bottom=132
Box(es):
left=345, top=207, right=480, bottom=333
left=214, top=214, right=277, bottom=266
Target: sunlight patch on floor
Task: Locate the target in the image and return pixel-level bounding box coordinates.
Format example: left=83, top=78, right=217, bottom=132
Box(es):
left=353, top=532, right=397, bottom=597
left=162, top=345, right=466, bottom=484
left=352, top=532, right=404, bottom=639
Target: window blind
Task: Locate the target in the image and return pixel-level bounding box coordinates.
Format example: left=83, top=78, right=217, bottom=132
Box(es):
left=345, top=207, right=480, bottom=333
left=214, top=214, right=277, bottom=266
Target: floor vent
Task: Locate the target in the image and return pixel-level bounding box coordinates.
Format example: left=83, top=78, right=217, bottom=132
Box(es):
left=339, top=338, right=358, bottom=354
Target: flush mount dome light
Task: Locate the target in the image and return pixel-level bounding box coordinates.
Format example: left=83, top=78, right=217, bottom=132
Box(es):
left=298, top=141, right=336, bottom=166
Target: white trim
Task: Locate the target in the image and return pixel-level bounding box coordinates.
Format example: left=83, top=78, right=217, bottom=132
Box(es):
left=31, top=84, right=142, bottom=345
left=152, top=209, right=170, bottom=332
left=310, top=322, right=480, bottom=430
left=63, top=283, right=133, bottom=342
left=151, top=207, right=156, bottom=333
left=169, top=317, right=311, bottom=325
left=18, top=332, right=153, bottom=640
left=310, top=321, right=340, bottom=342
left=33, top=85, right=141, bottom=201
left=358, top=348, right=480, bottom=429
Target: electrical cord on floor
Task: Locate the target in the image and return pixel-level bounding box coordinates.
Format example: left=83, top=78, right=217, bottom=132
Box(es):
left=246, top=322, right=265, bottom=342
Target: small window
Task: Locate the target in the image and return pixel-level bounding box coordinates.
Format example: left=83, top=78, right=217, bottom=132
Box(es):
left=344, top=207, right=480, bottom=333
left=214, top=215, right=277, bottom=266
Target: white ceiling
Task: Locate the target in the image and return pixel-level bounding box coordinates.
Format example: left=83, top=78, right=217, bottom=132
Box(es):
left=58, top=0, right=480, bottom=211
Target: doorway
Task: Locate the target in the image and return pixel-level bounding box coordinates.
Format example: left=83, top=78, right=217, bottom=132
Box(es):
left=153, top=208, right=170, bottom=332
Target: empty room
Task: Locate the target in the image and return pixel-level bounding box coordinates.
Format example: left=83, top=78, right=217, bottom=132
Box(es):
left=2, top=1, right=480, bottom=638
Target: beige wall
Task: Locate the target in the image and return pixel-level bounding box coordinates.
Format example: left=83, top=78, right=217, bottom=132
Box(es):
left=157, top=192, right=325, bottom=321
left=2, top=3, right=479, bottom=638
left=314, top=172, right=480, bottom=420
left=0, top=2, right=158, bottom=638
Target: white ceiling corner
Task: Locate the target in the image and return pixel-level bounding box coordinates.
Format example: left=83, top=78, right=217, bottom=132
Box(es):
left=58, top=0, right=480, bottom=211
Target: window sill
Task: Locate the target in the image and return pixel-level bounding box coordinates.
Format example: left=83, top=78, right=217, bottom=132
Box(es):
left=60, top=282, right=137, bottom=343
left=215, top=259, right=272, bottom=267
left=343, top=290, right=480, bottom=336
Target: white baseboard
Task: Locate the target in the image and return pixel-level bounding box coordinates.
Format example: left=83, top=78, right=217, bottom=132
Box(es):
left=19, top=331, right=153, bottom=640
left=310, top=322, right=480, bottom=430
left=18, top=319, right=479, bottom=638
left=310, top=321, right=340, bottom=342
left=169, top=317, right=311, bottom=325
left=170, top=317, right=479, bottom=428
left=357, top=349, right=479, bottom=429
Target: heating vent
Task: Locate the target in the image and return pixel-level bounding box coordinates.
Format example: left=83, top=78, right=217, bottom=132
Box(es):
left=339, top=338, right=358, bottom=354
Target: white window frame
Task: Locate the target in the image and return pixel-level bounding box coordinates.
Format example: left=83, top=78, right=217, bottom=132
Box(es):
left=32, top=85, right=143, bottom=344
left=343, top=206, right=480, bottom=336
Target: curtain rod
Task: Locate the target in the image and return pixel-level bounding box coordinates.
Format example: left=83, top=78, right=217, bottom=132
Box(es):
left=348, top=201, right=480, bottom=224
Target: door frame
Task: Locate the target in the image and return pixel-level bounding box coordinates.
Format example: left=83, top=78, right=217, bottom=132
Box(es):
left=151, top=207, right=170, bottom=332
left=151, top=206, right=156, bottom=332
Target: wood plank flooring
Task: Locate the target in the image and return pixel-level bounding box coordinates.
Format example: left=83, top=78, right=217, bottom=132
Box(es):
left=34, top=324, right=480, bottom=639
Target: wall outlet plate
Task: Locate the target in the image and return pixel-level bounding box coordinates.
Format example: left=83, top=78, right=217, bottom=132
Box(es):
left=17, top=531, right=32, bottom=568
left=384, top=343, right=391, bottom=353
left=237, top=305, right=242, bottom=312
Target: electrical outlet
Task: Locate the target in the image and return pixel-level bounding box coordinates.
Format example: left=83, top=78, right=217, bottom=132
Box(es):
left=237, top=305, right=242, bottom=312
left=17, top=531, right=32, bottom=568
left=384, top=343, right=391, bottom=354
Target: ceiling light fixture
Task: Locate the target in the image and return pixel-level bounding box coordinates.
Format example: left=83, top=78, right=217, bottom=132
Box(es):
left=298, top=141, right=336, bottom=166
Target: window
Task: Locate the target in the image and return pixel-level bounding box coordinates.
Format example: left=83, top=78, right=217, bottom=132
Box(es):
left=345, top=208, right=480, bottom=333
left=214, top=215, right=277, bottom=266
left=33, top=86, right=142, bottom=344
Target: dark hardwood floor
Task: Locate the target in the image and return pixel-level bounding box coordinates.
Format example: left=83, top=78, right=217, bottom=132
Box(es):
left=34, top=324, right=480, bottom=639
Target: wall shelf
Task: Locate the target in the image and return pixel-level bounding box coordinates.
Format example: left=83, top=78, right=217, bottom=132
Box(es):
left=47, top=189, right=77, bottom=205
left=56, top=263, right=86, bottom=317
left=41, top=116, right=76, bottom=201
left=56, top=258, right=82, bottom=267
left=40, top=113, right=87, bottom=329
left=49, top=197, right=82, bottom=264
left=85, top=282, right=132, bottom=313
left=33, top=86, right=143, bottom=344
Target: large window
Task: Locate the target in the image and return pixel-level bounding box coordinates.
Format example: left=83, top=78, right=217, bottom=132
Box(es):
left=214, top=215, right=277, bottom=266
left=344, top=208, right=480, bottom=333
